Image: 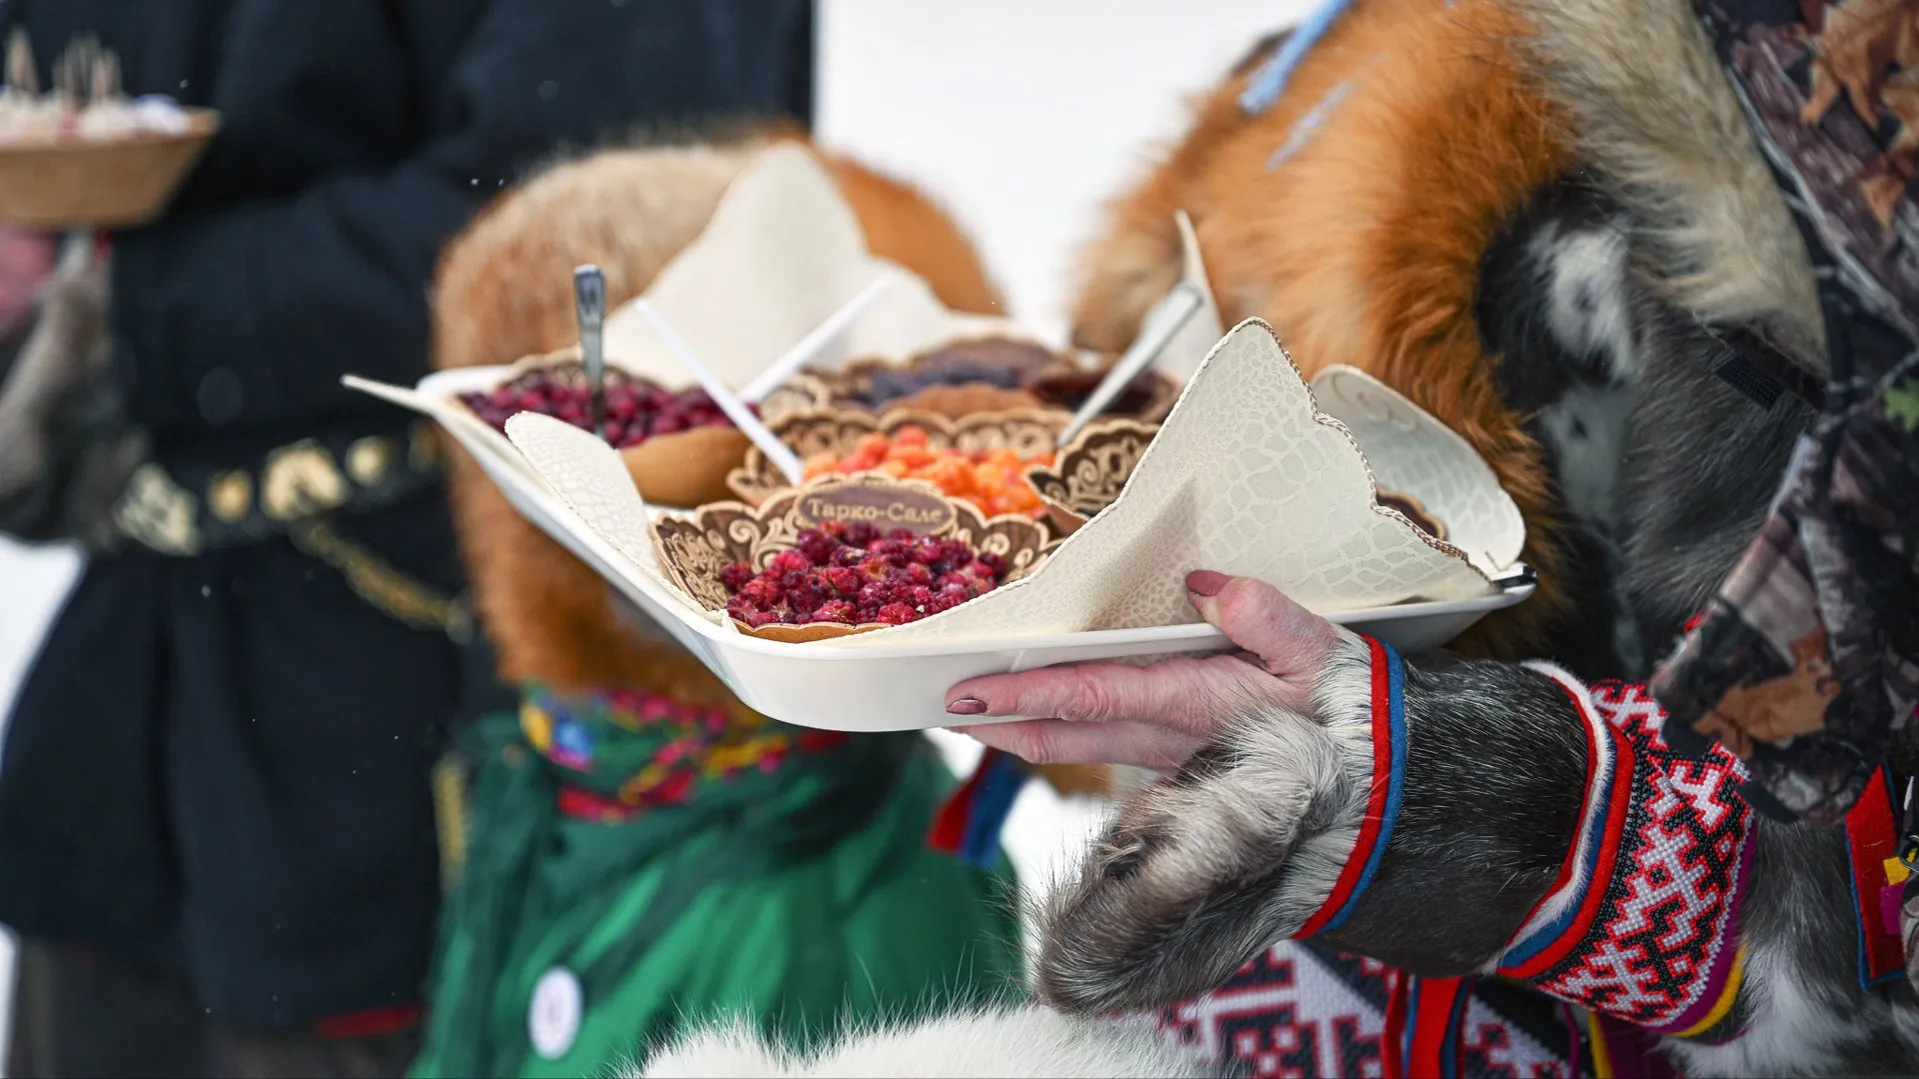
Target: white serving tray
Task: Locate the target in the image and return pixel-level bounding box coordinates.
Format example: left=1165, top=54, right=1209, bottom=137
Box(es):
left=415, top=391, right=1532, bottom=732
left=359, top=349, right=1536, bottom=733
left=496, top=455, right=1528, bottom=732
left=661, top=577, right=1534, bottom=733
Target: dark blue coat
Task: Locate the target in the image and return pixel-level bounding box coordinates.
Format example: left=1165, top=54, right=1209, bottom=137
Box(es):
left=0, top=0, right=813, bottom=1027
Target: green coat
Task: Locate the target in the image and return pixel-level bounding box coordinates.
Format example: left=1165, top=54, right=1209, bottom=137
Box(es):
left=410, top=690, right=1023, bottom=1077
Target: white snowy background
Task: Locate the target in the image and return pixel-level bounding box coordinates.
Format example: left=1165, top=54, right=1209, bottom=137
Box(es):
left=0, top=0, right=1309, bottom=1062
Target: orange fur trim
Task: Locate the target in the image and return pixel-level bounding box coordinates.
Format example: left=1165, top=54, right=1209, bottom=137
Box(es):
left=816, top=154, right=1004, bottom=316
left=1071, top=0, right=1571, bottom=659
left=430, top=136, right=1052, bottom=751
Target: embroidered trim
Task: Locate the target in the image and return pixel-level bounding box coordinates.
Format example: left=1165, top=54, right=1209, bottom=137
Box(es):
left=927, top=748, right=1029, bottom=867
left=286, top=517, right=473, bottom=642
left=1396, top=975, right=1471, bottom=1079
left=519, top=688, right=847, bottom=822
left=1295, top=636, right=1406, bottom=938
left=432, top=755, right=469, bottom=890
left=115, top=422, right=444, bottom=556
left=1497, top=671, right=1754, bottom=1042
left=1845, top=765, right=1906, bottom=988
left=1587, top=1010, right=1614, bottom=1078
left=1501, top=662, right=1626, bottom=970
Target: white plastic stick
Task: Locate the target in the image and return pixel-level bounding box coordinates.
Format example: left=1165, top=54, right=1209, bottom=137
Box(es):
left=632, top=299, right=807, bottom=485
left=1056, top=282, right=1203, bottom=447
left=739, top=269, right=900, bottom=402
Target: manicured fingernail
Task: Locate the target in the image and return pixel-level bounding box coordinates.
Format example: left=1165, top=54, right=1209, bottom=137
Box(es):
left=1186, top=570, right=1229, bottom=597
left=946, top=697, right=987, bottom=715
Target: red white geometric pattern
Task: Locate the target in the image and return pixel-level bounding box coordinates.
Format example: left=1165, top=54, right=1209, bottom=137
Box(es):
left=1154, top=942, right=1571, bottom=1078
left=1522, top=682, right=1752, bottom=1034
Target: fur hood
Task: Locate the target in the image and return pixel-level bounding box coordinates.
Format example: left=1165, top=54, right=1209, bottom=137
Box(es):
left=1518, top=0, right=1825, bottom=363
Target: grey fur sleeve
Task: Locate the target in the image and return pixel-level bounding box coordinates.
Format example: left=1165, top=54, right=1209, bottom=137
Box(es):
left=1031, top=645, right=1592, bottom=1012
left=1319, top=654, right=1588, bottom=974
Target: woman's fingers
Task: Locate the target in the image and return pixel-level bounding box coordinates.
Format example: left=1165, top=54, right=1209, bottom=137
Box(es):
left=947, top=657, right=1244, bottom=731
left=940, top=572, right=1346, bottom=766
left=958, top=718, right=1206, bottom=770
left=1186, top=571, right=1347, bottom=682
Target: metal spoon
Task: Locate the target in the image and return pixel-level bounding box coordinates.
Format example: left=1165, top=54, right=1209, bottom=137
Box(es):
left=573, top=264, right=607, bottom=439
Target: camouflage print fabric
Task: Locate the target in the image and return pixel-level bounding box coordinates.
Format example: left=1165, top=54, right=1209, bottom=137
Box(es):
left=1652, top=0, right=1919, bottom=831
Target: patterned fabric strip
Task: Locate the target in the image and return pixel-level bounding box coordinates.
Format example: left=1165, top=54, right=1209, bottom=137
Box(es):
left=519, top=685, right=846, bottom=821
left=1501, top=662, right=1629, bottom=972
left=1295, top=636, right=1406, bottom=938
left=1845, top=765, right=1906, bottom=987
left=1386, top=974, right=1472, bottom=1079
left=1497, top=672, right=1754, bottom=1042
left=927, top=748, right=1030, bottom=868
left=1153, top=942, right=1575, bottom=1078
left=1586, top=1010, right=1685, bottom=1079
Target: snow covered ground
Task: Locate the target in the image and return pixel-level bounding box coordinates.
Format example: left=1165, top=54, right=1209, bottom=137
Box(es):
left=0, top=1, right=1310, bottom=1066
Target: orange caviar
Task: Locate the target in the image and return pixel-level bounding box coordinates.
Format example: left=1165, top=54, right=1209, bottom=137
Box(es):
left=802, top=426, right=1054, bottom=518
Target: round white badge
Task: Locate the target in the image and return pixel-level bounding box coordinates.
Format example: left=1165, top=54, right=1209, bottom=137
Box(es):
left=528, top=966, right=583, bottom=1060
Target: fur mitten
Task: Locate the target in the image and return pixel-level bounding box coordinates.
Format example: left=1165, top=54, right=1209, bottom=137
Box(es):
left=0, top=242, right=147, bottom=548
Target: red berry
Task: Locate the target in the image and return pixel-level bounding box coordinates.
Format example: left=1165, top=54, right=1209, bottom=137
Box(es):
left=821, top=566, right=862, bottom=597
left=714, top=524, right=1005, bottom=629
left=796, top=530, right=838, bottom=566
left=459, top=364, right=738, bottom=450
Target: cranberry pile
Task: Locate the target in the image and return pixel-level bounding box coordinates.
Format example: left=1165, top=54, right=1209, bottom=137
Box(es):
left=720, top=520, right=1006, bottom=628
left=461, top=363, right=745, bottom=448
